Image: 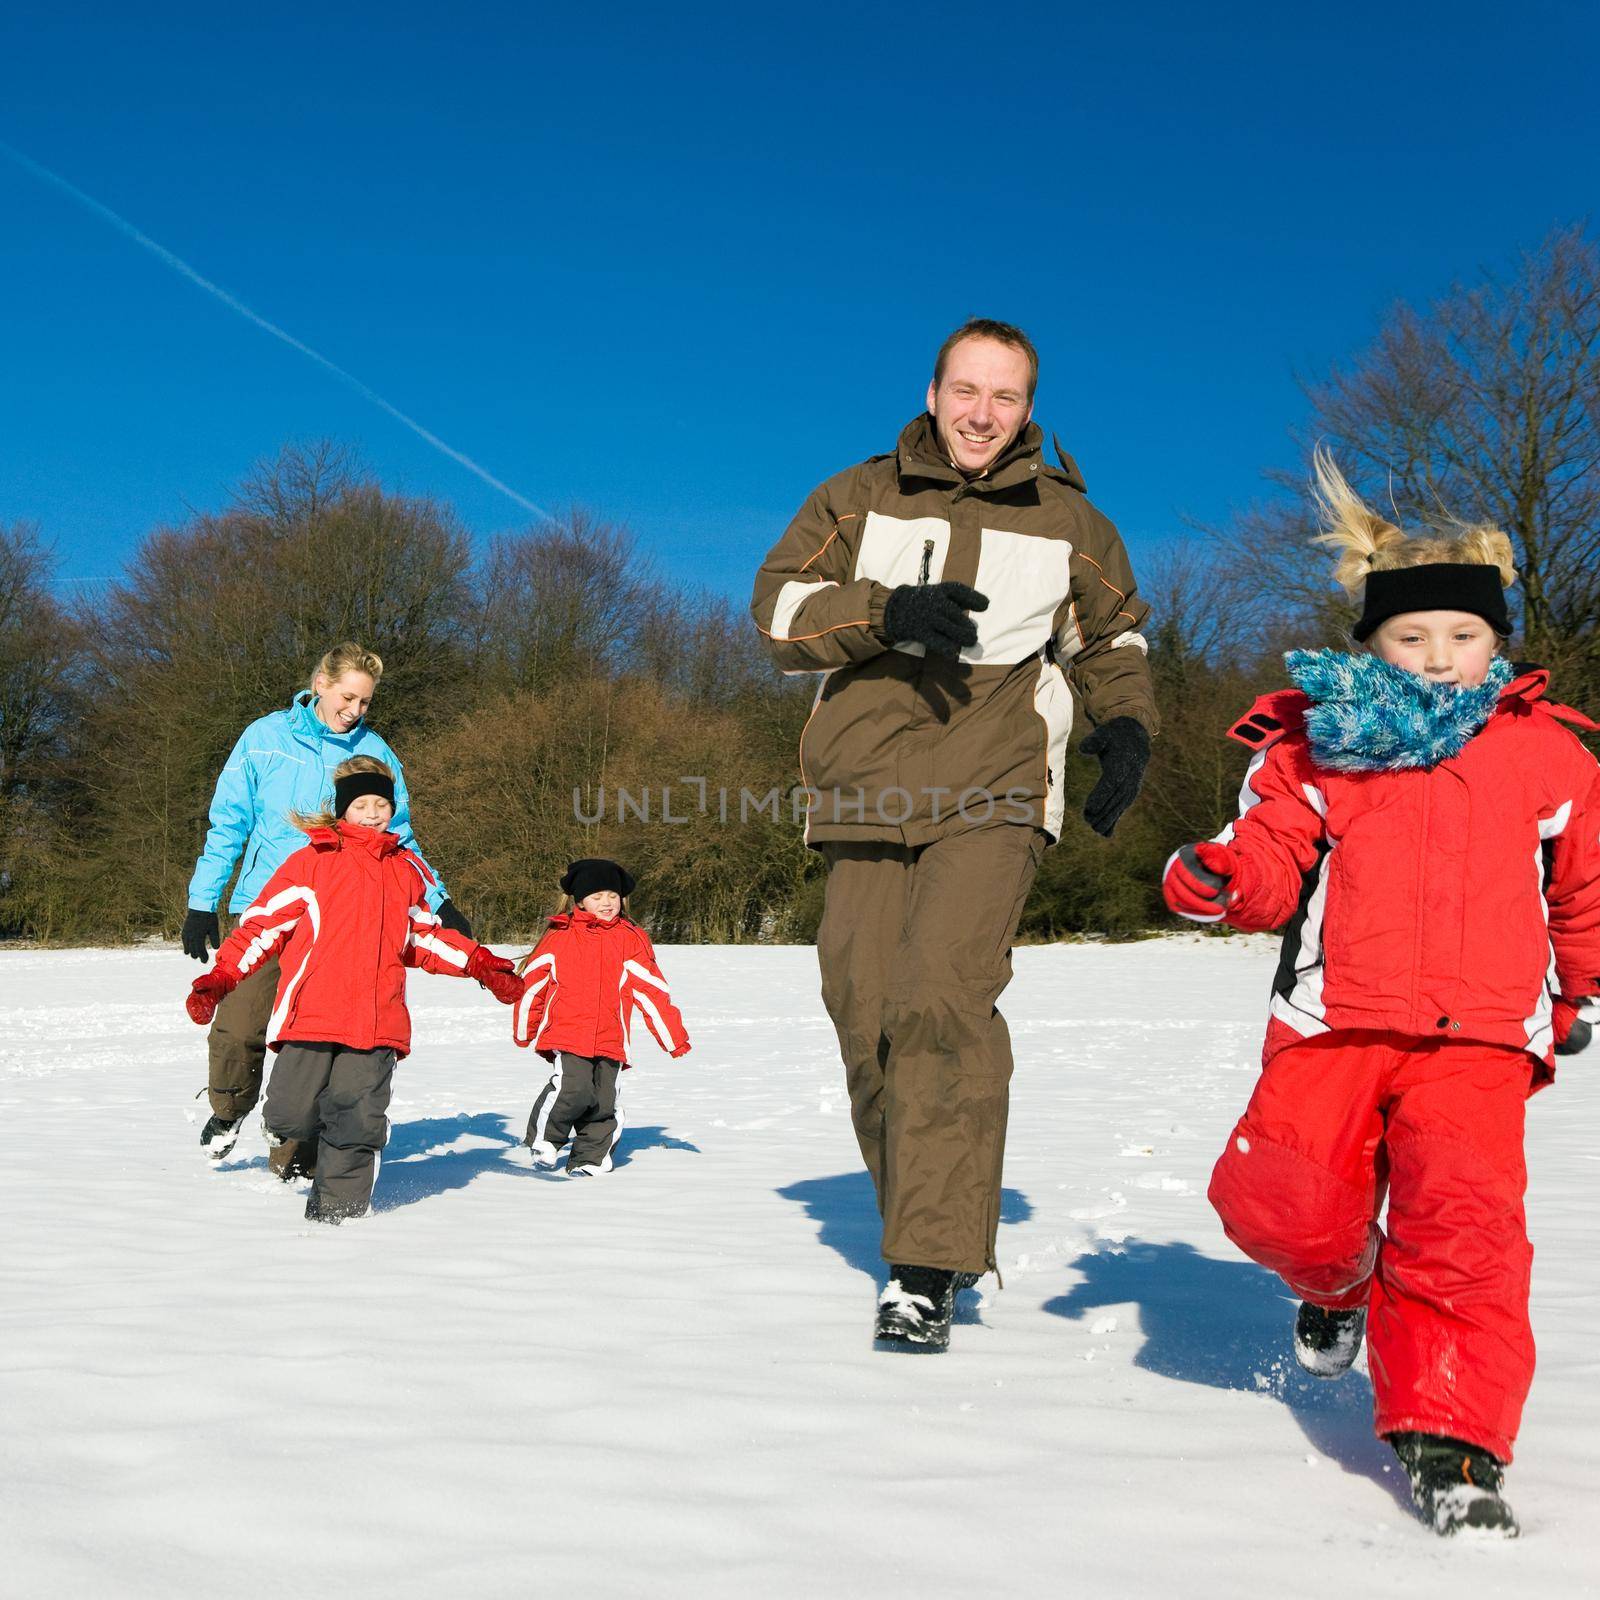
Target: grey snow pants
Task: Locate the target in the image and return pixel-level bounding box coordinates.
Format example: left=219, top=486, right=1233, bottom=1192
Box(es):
left=524, top=1054, right=624, bottom=1172
left=264, top=1042, right=396, bottom=1222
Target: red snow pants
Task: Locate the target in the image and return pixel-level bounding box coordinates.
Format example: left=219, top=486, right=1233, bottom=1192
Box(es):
left=1208, top=1030, right=1536, bottom=1462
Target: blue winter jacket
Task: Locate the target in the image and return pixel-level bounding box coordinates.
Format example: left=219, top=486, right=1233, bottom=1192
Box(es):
left=186, top=691, right=447, bottom=914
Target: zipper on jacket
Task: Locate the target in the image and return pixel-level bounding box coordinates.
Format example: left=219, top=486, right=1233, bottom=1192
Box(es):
left=918, top=539, right=934, bottom=585
left=372, top=851, right=383, bottom=1046
left=1412, top=777, right=1431, bottom=1027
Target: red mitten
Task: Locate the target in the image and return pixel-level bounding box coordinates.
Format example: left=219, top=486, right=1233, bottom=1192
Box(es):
left=186, top=968, right=237, bottom=1026
left=467, top=946, right=522, bottom=1005
left=1163, top=842, right=1239, bottom=922
left=671, top=1042, right=691, bottom=1059
left=1554, top=997, right=1593, bottom=1057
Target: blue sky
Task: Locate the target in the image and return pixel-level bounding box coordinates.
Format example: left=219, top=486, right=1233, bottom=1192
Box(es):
left=2, top=1, right=1596, bottom=598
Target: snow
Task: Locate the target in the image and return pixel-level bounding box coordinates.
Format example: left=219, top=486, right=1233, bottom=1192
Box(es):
left=2, top=935, right=1596, bottom=1597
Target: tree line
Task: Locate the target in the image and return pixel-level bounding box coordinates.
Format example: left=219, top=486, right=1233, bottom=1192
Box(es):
left=2, top=228, right=1595, bottom=946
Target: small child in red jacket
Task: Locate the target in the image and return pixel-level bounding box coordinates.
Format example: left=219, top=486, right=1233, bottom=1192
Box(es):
left=513, top=858, right=690, bottom=1176
left=186, top=757, right=521, bottom=1222
left=1163, top=451, right=1600, bottom=1539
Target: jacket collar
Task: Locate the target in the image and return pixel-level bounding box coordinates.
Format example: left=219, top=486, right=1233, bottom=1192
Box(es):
left=1227, top=662, right=1573, bottom=752
left=291, top=689, right=366, bottom=745
left=894, top=413, right=1046, bottom=495
left=1500, top=664, right=1549, bottom=705
left=306, top=821, right=400, bottom=856
left=567, top=908, right=625, bottom=932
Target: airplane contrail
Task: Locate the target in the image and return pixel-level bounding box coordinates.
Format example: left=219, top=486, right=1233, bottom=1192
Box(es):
left=1, top=140, right=552, bottom=521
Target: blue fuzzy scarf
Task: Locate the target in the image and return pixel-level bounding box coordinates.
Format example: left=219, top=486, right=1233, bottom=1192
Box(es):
left=1284, top=651, right=1514, bottom=772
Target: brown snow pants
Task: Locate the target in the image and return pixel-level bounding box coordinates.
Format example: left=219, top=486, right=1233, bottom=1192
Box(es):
left=816, top=824, right=1045, bottom=1275
left=206, top=955, right=280, bottom=1119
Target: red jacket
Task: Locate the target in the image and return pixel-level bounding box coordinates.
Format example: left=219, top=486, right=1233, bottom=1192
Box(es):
left=212, top=822, right=481, bottom=1057
left=512, top=911, right=689, bottom=1066
left=1213, top=670, right=1600, bottom=1073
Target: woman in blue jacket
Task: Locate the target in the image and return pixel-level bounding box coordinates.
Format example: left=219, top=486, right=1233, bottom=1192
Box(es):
left=183, top=641, right=470, bottom=1157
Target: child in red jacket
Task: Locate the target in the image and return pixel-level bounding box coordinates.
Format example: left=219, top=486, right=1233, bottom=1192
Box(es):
left=1163, top=450, right=1600, bottom=1539
left=186, top=757, right=521, bottom=1222
left=513, top=858, right=690, bottom=1176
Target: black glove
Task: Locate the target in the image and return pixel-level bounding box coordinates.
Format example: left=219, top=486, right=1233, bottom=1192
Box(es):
left=1080, top=717, right=1151, bottom=838
left=881, top=582, right=990, bottom=658
left=181, top=909, right=220, bottom=962
left=436, top=899, right=473, bottom=939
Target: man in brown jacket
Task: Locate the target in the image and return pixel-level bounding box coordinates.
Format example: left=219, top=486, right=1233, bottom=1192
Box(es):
left=751, top=318, right=1159, bottom=1350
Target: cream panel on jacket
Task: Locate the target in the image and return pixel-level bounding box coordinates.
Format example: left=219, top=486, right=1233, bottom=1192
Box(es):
left=853, top=512, right=950, bottom=657
left=968, top=527, right=1073, bottom=666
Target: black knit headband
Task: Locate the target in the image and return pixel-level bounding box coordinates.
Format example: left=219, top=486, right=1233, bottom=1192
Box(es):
left=1354, top=563, right=1511, bottom=642
left=335, top=770, right=395, bottom=816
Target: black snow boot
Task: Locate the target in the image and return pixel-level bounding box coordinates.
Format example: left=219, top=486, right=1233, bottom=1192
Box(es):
left=1390, top=1432, right=1519, bottom=1539
left=200, top=1115, right=242, bottom=1160
left=304, top=1191, right=366, bottom=1226
left=875, top=1266, right=956, bottom=1352
left=1292, top=1300, right=1366, bottom=1378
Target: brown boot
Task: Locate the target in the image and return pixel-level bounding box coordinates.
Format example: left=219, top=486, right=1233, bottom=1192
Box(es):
left=266, top=1133, right=317, bottom=1182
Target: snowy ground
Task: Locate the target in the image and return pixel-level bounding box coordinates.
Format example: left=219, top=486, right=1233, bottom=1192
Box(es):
left=1, top=937, right=1596, bottom=1599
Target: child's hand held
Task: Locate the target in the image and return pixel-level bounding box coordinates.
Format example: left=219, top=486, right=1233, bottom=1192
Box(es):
left=466, top=945, right=523, bottom=1005
left=185, top=968, right=236, bottom=1026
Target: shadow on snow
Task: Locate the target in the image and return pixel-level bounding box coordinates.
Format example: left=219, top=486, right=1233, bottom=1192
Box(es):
left=371, top=1112, right=699, bottom=1209
left=776, top=1168, right=1033, bottom=1324
left=1046, top=1239, right=1406, bottom=1507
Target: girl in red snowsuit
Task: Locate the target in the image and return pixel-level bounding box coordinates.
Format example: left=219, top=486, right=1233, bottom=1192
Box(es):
left=512, top=858, right=690, bottom=1176
left=1163, top=451, right=1600, bottom=1539
left=186, top=757, right=522, bottom=1222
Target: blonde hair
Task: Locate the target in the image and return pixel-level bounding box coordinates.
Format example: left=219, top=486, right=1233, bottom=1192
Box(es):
left=1310, top=444, right=1517, bottom=596
left=311, top=641, right=384, bottom=691
left=289, top=755, right=394, bottom=832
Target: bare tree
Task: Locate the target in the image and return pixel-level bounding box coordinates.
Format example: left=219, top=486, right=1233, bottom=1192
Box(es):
left=0, top=524, right=85, bottom=938
left=68, top=447, right=477, bottom=928
left=469, top=510, right=646, bottom=693
left=1305, top=225, right=1600, bottom=672
left=0, top=523, right=78, bottom=803
left=234, top=439, right=356, bottom=527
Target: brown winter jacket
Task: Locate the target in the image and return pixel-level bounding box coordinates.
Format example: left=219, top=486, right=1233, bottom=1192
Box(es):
left=751, top=415, right=1158, bottom=848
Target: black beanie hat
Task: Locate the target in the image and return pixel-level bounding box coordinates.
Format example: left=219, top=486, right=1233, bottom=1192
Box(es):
left=561, top=858, right=636, bottom=902
left=1354, top=563, right=1511, bottom=642
left=334, top=768, right=396, bottom=817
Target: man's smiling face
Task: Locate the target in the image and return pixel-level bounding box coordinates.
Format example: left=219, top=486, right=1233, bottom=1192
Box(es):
left=926, top=335, right=1033, bottom=475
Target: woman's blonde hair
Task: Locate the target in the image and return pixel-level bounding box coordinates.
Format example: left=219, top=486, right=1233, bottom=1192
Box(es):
left=1310, top=444, right=1517, bottom=595
left=290, top=755, right=395, bottom=832
left=311, top=641, right=384, bottom=691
